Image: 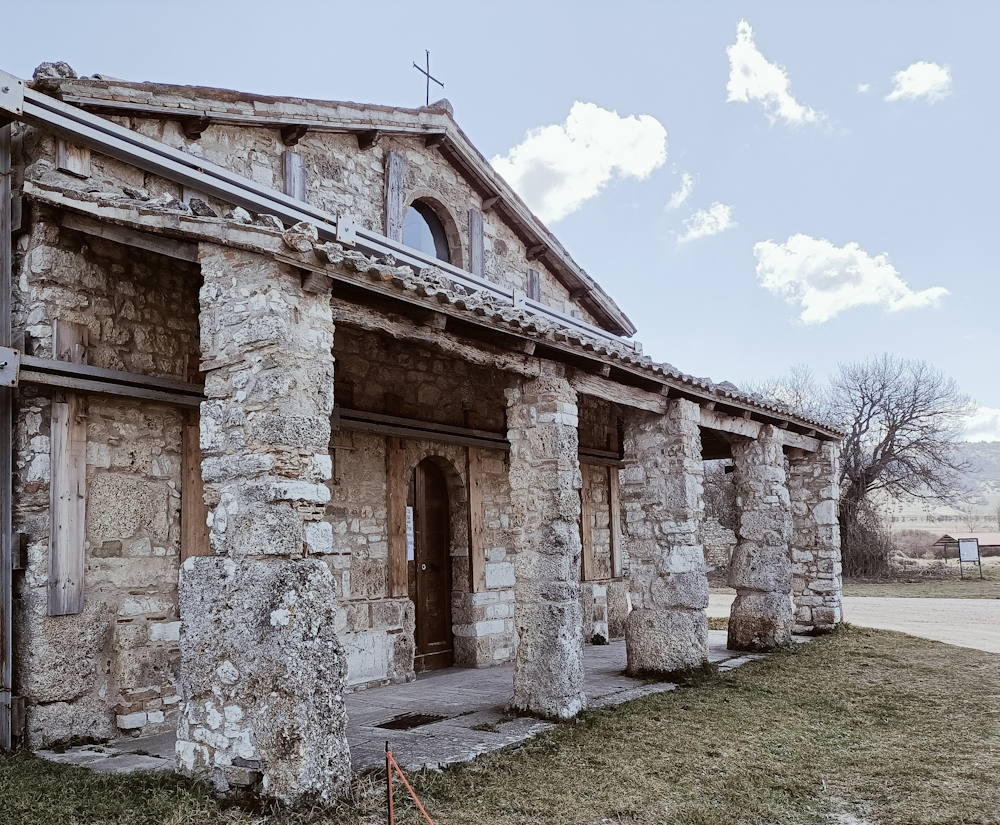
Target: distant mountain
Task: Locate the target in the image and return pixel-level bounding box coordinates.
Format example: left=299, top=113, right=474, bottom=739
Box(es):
left=884, top=441, right=1000, bottom=532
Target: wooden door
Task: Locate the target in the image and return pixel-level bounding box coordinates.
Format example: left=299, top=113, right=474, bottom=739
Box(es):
left=412, top=459, right=453, bottom=672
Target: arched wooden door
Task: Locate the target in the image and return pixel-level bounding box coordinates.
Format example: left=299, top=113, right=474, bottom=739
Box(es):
left=410, top=459, right=453, bottom=672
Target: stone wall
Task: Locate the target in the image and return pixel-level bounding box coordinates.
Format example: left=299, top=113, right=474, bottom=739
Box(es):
left=788, top=444, right=843, bottom=633
left=10, top=211, right=200, bottom=747
left=620, top=399, right=709, bottom=675
left=728, top=427, right=794, bottom=651
left=176, top=245, right=349, bottom=802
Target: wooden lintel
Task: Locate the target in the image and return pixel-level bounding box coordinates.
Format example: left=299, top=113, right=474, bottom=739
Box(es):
left=700, top=408, right=819, bottom=452
left=526, top=244, right=546, bottom=261
left=569, top=370, right=667, bottom=415
left=60, top=212, right=199, bottom=263
left=481, top=195, right=500, bottom=212
left=280, top=124, right=309, bottom=146
left=357, top=129, right=380, bottom=150
left=179, top=116, right=212, bottom=140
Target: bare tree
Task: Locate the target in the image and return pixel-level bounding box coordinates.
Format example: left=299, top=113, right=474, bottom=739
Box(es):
left=959, top=505, right=982, bottom=532
left=745, top=355, right=977, bottom=576
left=994, top=501, right=1000, bottom=532
left=742, top=363, right=827, bottom=420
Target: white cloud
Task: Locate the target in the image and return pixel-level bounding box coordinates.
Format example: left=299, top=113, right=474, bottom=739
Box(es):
left=677, top=203, right=735, bottom=243
left=726, top=20, right=822, bottom=125
left=667, top=172, right=694, bottom=209
left=885, top=61, right=952, bottom=103
left=857, top=83, right=870, bottom=94
left=753, top=234, right=949, bottom=324
left=490, top=102, right=667, bottom=224
left=965, top=407, right=1000, bottom=442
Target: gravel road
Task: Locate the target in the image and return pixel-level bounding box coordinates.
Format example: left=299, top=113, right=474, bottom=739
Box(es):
left=708, top=594, right=1000, bottom=654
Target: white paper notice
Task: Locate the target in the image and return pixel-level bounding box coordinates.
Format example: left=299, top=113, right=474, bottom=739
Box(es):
left=406, top=506, right=415, bottom=561
left=959, top=538, right=980, bottom=563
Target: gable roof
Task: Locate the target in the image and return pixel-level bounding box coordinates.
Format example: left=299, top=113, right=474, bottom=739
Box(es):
left=933, top=532, right=1000, bottom=547
left=41, top=75, right=637, bottom=336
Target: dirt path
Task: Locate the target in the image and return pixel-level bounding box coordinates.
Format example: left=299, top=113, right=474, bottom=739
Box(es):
left=708, top=594, right=1000, bottom=654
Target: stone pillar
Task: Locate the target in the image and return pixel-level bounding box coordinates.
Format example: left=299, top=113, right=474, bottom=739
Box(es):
left=175, top=245, right=350, bottom=804
left=728, top=426, right=793, bottom=651
left=620, top=399, right=709, bottom=676
left=505, top=370, right=586, bottom=719
left=788, top=443, right=843, bottom=633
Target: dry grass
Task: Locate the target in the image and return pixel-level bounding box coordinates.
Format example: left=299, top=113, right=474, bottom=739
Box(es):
left=844, top=556, right=1000, bottom=599
left=2, top=627, right=999, bottom=825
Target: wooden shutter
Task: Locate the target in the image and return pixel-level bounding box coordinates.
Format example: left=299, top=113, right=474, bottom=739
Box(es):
left=528, top=268, right=540, bottom=302
left=466, top=447, right=486, bottom=592
left=608, top=465, right=622, bottom=578
left=56, top=139, right=91, bottom=179
left=580, top=463, right=595, bottom=581
left=181, top=413, right=211, bottom=561
left=386, top=437, right=407, bottom=597
left=48, top=319, right=88, bottom=616
left=282, top=151, right=306, bottom=201
left=385, top=152, right=405, bottom=243
left=469, top=208, right=484, bottom=277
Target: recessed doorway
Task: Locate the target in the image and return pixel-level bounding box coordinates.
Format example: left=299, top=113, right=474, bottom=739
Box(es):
left=409, top=459, right=454, bottom=672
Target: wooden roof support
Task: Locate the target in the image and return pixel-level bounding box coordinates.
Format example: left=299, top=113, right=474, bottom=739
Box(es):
left=280, top=124, right=309, bottom=146
left=179, top=116, right=211, bottom=140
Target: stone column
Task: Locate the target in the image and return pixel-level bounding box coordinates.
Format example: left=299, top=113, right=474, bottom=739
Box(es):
left=505, top=370, right=586, bottom=719
left=620, top=399, right=709, bottom=676
left=175, top=245, right=350, bottom=804
left=788, top=443, right=843, bottom=633
left=728, top=426, right=793, bottom=651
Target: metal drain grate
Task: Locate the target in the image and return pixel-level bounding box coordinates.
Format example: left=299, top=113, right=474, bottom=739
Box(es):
left=376, top=712, right=448, bottom=731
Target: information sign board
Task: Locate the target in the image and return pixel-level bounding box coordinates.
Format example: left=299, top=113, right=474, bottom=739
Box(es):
left=959, top=538, right=980, bottom=563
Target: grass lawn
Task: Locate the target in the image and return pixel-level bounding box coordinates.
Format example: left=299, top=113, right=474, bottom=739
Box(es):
left=2, top=626, right=999, bottom=825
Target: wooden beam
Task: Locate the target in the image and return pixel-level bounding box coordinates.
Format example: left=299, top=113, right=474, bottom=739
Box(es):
left=181, top=413, right=211, bottom=561
left=526, top=244, right=546, bottom=261
left=338, top=407, right=509, bottom=452
left=466, top=447, right=486, bottom=593
left=48, top=320, right=87, bottom=616
left=580, top=463, right=595, bottom=581
left=568, top=370, right=667, bottom=414
left=424, top=133, right=447, bottom=148
left=59, top=212, right=199, bottom=263
left=179, top=116, right=211, bottom=140
left=699, top=408, right=819, bottom=452
left=481, top=195, right=500, bottom=212
left=0, top=123, right=12, bottom=750
left=280, top=124, right=309, bottom=147
left=608, top=465, right=622, bottom=579
left=301, top=270, right=333, bottom=295
left=386, top=437, right=408, bottom=598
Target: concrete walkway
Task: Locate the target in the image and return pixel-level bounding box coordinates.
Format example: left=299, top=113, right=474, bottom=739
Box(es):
left=39, top=630, right=778, bottom=775
left=708, top=594, right=1000, bottom=654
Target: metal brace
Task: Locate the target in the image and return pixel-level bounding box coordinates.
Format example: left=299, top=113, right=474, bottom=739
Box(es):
left=0, top=70, right=24, bottom=119
left=0, top=346, right=20, bottom=388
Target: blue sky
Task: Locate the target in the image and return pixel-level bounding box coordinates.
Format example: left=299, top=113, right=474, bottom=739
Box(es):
left=6, top=1, right=998, bottom=438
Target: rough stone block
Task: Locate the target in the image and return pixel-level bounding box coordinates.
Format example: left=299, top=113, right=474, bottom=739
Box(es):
left=728, top=591, right=793, bottom=652
left=624, top=607, right=708, bottom=675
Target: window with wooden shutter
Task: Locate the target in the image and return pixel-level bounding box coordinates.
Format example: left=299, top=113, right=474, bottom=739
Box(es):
left=527, top=268, right=540, bottom=302
left=385, top=151, right=405, bottom=243
left=468, top=208, right=484, bottom=277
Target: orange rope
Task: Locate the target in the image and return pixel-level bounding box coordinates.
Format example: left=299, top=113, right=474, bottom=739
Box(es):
left=386, top=748, right=436, bottom=825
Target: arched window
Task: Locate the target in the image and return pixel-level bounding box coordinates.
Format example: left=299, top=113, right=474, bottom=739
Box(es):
left=404, top=200, right=451, bottom=264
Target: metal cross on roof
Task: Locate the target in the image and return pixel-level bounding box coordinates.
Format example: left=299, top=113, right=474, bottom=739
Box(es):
left=413, top=50, right=444, bottom=107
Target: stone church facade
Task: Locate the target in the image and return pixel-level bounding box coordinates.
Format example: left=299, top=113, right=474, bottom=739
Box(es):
left=1, top=65, right=843, bottom=803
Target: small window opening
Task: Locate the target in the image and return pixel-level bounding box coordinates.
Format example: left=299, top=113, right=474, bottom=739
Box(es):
left=404, top=201, right=451, bottom=264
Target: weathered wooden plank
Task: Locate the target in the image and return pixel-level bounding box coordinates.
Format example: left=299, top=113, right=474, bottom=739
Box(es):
left=56, top=139, right=91, bottom=179
left=580, top=462, right=595, bottom=581
left=469, top=207, right=483, bottom=277
left=19, top=371, right=203, bottom=408
left=341, top=418, right=507, bottom=453
left=386, top=437, right=408, bottom=597
left=49, top=319, right=89, bottom=616
left=568, top=370, right=667, bottom=414
left=48, top=395, right=87, bottom=615
left=1, top=123, right=13, bottom=749
left=181, top=415, right=211, bottom=561
left=282, top=151, right=306, bottom=201
left=699, top=408, right=819, bottom=452
left=527, top=268, right=540, bottom=302
left=385, top=151, right=405, bottom=243
left=608, top=465, right=622, bottom=579
left=60, top=212, right=199, bottom=263
left=466, top=447, right=486, bottom=593
left=22, top=353, right=202, bottom=394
